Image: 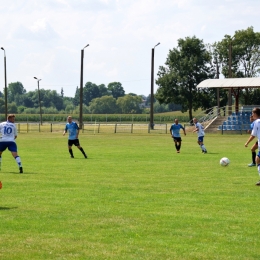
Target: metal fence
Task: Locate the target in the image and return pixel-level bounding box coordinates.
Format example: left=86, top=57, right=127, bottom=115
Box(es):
left=16, top=123, right=170, bottom=134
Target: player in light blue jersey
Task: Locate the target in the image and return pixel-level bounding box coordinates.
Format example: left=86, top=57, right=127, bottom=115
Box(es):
left=193, top=118, right=207, bottom=153
left=63, top=116, right=87, bottom=158
left=0, top=114, right=23, bottom=173
left=170, top=118, right=186, bottom=153
left=245, top=107, right=260, bottom=185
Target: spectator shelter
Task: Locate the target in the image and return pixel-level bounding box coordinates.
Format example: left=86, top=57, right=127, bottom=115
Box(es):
left=197, top=78, right=260, bottom=114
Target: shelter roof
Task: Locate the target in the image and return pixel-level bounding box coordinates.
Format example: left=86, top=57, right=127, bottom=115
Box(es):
left=197, top=78, right=260, bottom=89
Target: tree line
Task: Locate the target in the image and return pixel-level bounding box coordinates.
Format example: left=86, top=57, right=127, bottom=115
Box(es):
left=1, top=27, right=260, bottom=118
left=0, top=81, right=177, bottom=115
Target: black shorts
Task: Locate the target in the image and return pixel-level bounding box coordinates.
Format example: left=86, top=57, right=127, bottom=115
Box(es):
left=68, top=139, right=80, bottom=147
left=173, top=137, right=182, bottom=142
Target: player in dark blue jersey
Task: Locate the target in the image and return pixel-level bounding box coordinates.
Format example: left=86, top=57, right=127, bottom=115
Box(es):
left=63, top=116, right=87, bottom=158
left=169, top=118, right=186, bottom=153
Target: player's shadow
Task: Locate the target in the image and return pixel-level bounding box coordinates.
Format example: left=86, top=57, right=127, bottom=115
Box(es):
left=0, top=206, right=18, bottom=210
left=8, top=171, right=36, bottom=174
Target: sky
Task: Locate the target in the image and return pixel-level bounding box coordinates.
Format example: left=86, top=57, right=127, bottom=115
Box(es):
left=0, top=0, right=260, bottom=98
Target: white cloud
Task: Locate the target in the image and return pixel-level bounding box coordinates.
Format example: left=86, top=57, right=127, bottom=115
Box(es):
left=0, top=0, right=259, bottom=97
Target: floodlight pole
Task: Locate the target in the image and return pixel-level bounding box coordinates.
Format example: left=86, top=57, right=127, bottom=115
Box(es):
left=79, top=44, right=89, bottom=129
left=150, top=42, right=160, bottom=130
left=1, top=47, right=8, bottom=119
left=34, top=77, right=43, bottom=125
left=228, top=37, right=234, bottom=115
left=215, top=58, right=220, bottom=115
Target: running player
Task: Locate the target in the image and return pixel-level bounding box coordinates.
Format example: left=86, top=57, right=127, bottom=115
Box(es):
left=169, top=118, right=186, bottom=153
left=0, top=114, right=23, bottom=173
left=63, top=116, right=87, bottom=159
left=193, top=118, right=207, bottom=153
left=247, top=115, right=258, bottom=167
left=245, top=107, right=260, bottom=185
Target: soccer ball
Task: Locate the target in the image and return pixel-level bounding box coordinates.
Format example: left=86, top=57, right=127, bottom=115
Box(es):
left=220, top=157, right=230, bottom=166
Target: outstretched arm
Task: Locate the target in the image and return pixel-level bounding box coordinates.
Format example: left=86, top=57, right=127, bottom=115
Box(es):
left=245, top=135, right=255, bottom=147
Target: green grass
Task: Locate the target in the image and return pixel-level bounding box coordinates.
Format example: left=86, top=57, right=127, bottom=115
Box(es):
left=0, top=132, right=260, bottom=259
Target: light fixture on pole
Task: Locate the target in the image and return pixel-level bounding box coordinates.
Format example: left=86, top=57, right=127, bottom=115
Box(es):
left=1, top=47, right=8, bottom=119
left=150, top=42, right=160, bottom=130
left=79, top=44, right=89, bottom=129
left=34, top=77, right=43, bottom=125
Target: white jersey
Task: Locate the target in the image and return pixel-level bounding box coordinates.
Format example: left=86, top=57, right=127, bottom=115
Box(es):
left=0, top=121, right=17, bottom=142
left=251, top=118, right=260, bottom=146
left=195, top=122, right=205, bottom=137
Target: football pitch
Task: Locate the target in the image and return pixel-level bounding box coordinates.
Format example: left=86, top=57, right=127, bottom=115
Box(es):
left=0, top=132, right=260, bottom=259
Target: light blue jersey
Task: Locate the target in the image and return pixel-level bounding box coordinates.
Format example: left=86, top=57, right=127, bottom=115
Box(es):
left=64, top=121, right=79, bottom=140
left=170, top=124, right=184, bottom=138
left=250, top=121, right=255, bottom=130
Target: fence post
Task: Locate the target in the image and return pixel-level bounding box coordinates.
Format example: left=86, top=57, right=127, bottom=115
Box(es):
left=39, top=123, right=40, bottom=133
left=114, top=123, right=117, bottom=133
left=98, top=123, right=100, bottom=133
left=51, top=123, right=52, bottom=133
left=131, top=123, right=133, bottom=133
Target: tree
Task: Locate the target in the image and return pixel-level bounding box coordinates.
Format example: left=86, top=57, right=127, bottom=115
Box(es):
left=89, top=96, right=118, bottom=114
left=7, top=82, right=26, bottom=104
left=22, top=92, right=35, bottom=108
left=145, top=94, right=156, bottom=105
left=153, top=101, right=169, bottom=113
left=216, top=27, right=260, bottom=78
left=73, top=86, right=80, bottom=106
left=98, top=84, right=110, bottom=96
left=215, top=27, right=260, bottom=105
left=83, top=82, right=102, bottom=105
left=156, top=36, right=214, bottom=120
left=8, top=102, right=18, bottom=113
left=107, top=82, right=125, bottom=99
left=61, top=87, right=64, bottom=98
left=116, top=95, right=142, bottom=114
left=0, top=98, right=5, bottom=113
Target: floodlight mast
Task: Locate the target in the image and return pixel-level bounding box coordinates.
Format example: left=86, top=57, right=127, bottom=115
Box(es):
left=150, top=42, right=160, bottom=130
left=1, top=47, right=8, bottom=119
left=79, top=44, right=89, bottom=129
left=34, top=77, right=43, bottom=125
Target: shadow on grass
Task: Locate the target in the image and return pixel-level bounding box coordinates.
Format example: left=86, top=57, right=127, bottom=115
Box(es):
left=4, top=171, right=37, bottom=174
left=0, top=206, right=18, bottom=210
left=70, top=158, right=90, bottom=160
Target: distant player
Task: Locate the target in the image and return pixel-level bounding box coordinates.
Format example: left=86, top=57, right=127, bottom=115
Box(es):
left=193, top=118, right=207, bottom=153
left=170, top=118, right=186, bottom=153
left=0, top=114, right=23, bottom=173
left=245, top=107, right=260, bottom=185
left=63, top=116, right=87, bottom=159
left=247, top=115, right=258, bottom=167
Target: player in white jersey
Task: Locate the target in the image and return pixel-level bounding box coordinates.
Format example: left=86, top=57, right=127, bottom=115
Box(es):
left=193, top=118, right=207, bottom=153
left=247, top=115, right=258, bottom=167
left=0, top=114, right=23, bottom=173
left=245, top=107, right=260, bottom=185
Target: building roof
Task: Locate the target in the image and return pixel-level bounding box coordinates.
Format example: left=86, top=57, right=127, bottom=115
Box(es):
left=197, top=78, right=260, bottom=89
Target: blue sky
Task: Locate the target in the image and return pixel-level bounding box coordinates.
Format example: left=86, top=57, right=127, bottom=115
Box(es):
left=0, top=0, right=259, bottom=97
